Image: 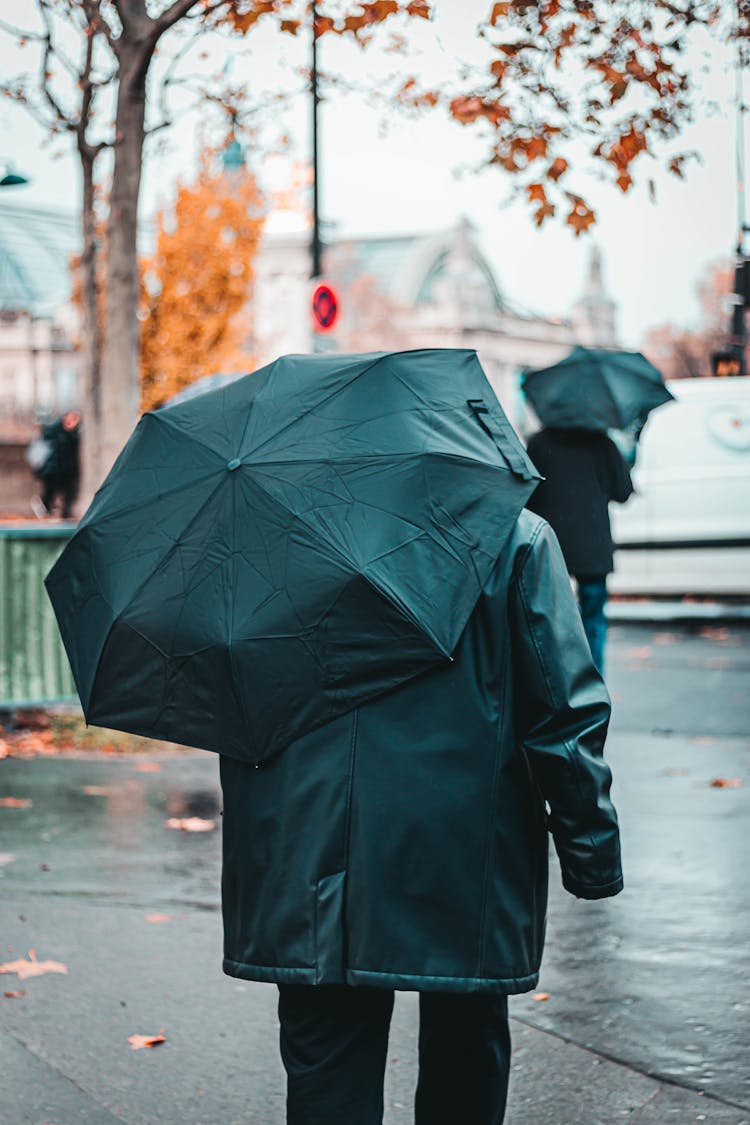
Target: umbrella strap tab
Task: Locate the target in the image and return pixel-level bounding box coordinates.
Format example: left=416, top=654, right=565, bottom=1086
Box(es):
left=467, top=399, right=536, bottom=481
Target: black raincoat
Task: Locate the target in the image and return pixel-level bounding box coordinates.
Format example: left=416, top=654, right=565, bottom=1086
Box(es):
left=220, top=511, right=622, bottom=996
left=526, top=428, right=633, bottom=578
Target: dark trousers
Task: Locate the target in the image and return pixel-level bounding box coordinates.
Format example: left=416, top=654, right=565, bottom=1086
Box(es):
left=41, top=476, right=78, bottom=519
left=575, top=575, right=608, bottom=674
left=278, top=984, right=511, bottom=1125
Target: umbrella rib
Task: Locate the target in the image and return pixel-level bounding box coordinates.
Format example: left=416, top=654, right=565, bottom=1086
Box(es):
left=248, top=460, right=469, bottom=570
left=104, top=474, right=229, bottom=637
left=598, top=365, right=625, bottom=425
left=237, top=470, right=452, bottom=649
left=85, top=474, right=230, bottom=722
left=243, top=353, right=393, bottom=460
left=227, top=466, right=261, bottom=760
left=245, top=470, right=360, bottom=584
left=78, top=467, right=224, bottom=533
left=250, top=448, right=510, bottom=469
left=152, top=410, right=232, bottom=464
left=359, top=570, right=450, bottom=657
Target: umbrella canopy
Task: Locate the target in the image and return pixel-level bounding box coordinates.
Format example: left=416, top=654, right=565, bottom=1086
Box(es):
left=46, top=349, right=540, bottom=765
left=522, top=346, right=674, bottom=431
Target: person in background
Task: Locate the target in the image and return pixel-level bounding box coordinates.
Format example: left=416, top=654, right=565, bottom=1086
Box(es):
left=32, top=411, right=81, bottom=519
left=525, top=426, right=633, bottom=673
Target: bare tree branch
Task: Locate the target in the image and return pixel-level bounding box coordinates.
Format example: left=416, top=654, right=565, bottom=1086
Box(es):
left=151, top=0, right=201, bottom=39
left=38, top=3, right=78, bottom=127
left=0, top=17, right=43, bottom=41
left=83, top=0, right=119, bottom=52
left=0, top=82, right=73, bottom=133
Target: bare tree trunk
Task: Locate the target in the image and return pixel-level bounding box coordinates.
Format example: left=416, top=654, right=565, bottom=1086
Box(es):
left=99, top=43, right=151, bottom=477
left=79, top=147, right=102, bottom=509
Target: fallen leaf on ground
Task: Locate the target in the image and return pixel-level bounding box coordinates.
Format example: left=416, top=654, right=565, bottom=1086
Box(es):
left=128, top=1031, right=166, bottom=1050
left=82, top=785, right=117, bottom=796
left=0, top=740, right=8, bottom=759
left=710, top=777, right=742, bottom=789
left=10, top=731, right=56, bottom=756
left=0, top=852, right=16, bottom=866
left=165, top=817, right=216, bottom=832
left=626, top=646, right=652, bottom=660
left=144, top=913, right=171, bottom=924
left=653, top=632, right=680, bottom=645
left=0, top=949, right=68, bottom=979
left=135, top=761, right=162, bottom=773
left=4, top=989, right=27, bottom=998
left=661, top=768, right=689, bottom=777
left=0, top=797, right=32, bottom=808
left=532, top=992, right=550, bottom=1001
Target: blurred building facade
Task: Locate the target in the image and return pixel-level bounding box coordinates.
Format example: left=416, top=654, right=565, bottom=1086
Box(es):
left=0, top=203, right=81, bottom=435
left=252, top=219, right=619, bottom=425
left=0, top=202, right=618, bottom=433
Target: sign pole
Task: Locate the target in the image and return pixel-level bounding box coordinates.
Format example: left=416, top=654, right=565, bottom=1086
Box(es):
left=311, top=0, right=322, bottom=282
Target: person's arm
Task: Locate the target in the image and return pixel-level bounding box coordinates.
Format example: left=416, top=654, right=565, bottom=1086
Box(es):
left=510, top=520, right=623, bottom=899
left=605, top=437, right=634, bottom=503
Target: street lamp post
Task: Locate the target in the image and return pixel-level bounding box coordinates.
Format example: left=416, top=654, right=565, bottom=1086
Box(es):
left=311, top=0, right=322, bottom=282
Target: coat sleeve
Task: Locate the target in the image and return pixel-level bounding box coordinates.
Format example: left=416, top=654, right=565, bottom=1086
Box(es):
left=510, top=520, right=623, bottom=900
left=604, top=438, right=634, bottom=504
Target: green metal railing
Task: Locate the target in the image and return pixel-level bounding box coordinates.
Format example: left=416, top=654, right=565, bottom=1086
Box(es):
left=0, top=523, right=76, bottom=707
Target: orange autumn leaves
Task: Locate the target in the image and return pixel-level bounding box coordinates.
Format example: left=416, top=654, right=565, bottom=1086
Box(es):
left=128, top=1031, right=166, bottom=1050
left=440, top=0, right=714, bottom=233
left=71, top=150, right=264, bottom=413
left=223, top=1, right=430, bottom=38
left=0, top=950, right=68, bottom=980
left=139, top=152, right=264, bottom=411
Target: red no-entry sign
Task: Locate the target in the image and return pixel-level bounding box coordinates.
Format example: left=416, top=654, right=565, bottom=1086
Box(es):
left=311, top=282, right=339, bottom=333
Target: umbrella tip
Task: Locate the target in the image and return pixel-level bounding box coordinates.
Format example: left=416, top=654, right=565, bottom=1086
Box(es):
left=227, top=459, right=241, bottom=471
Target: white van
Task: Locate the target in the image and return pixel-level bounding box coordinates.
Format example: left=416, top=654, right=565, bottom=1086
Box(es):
left=610, top=377, right=750, bottom=596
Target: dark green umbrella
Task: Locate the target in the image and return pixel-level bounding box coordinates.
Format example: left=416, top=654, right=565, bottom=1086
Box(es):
left=521, top=346, right=674, bottom=431
left=46, top=349, right=539, bottom=765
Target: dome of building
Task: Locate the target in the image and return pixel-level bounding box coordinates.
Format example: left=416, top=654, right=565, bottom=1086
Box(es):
left=0, top=203, right=79, bottom=316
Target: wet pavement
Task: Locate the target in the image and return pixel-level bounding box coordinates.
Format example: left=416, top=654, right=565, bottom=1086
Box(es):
left=1, top=622, right=749, bottom=1124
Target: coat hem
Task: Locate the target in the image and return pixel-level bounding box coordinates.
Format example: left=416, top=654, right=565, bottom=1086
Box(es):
left=223, top=958, right=321, bottom=985
left=223, top=957, right=539, bottom=995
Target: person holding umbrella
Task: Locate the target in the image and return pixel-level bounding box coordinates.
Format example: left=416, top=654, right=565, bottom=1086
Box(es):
left=522, top=347, right=673, bottom=673
left=47, top=349, right=622, bottom=1124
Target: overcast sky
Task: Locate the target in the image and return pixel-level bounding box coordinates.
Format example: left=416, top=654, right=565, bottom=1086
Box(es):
left=0, top=1, right=742, bottom=345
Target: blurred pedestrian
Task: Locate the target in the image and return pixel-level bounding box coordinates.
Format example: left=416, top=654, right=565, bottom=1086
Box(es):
left=30, top=411, right=81, bottom=519
left=525, top=426, right=633, bottom=672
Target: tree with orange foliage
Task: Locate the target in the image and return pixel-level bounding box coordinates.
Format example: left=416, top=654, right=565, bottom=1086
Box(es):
left=140, top=152, right=264, bottom=411
left=643, top=261, right=736, bottom=380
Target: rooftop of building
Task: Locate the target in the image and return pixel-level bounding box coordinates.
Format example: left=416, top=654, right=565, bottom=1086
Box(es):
left=0, top=203, right=80, bottom=316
